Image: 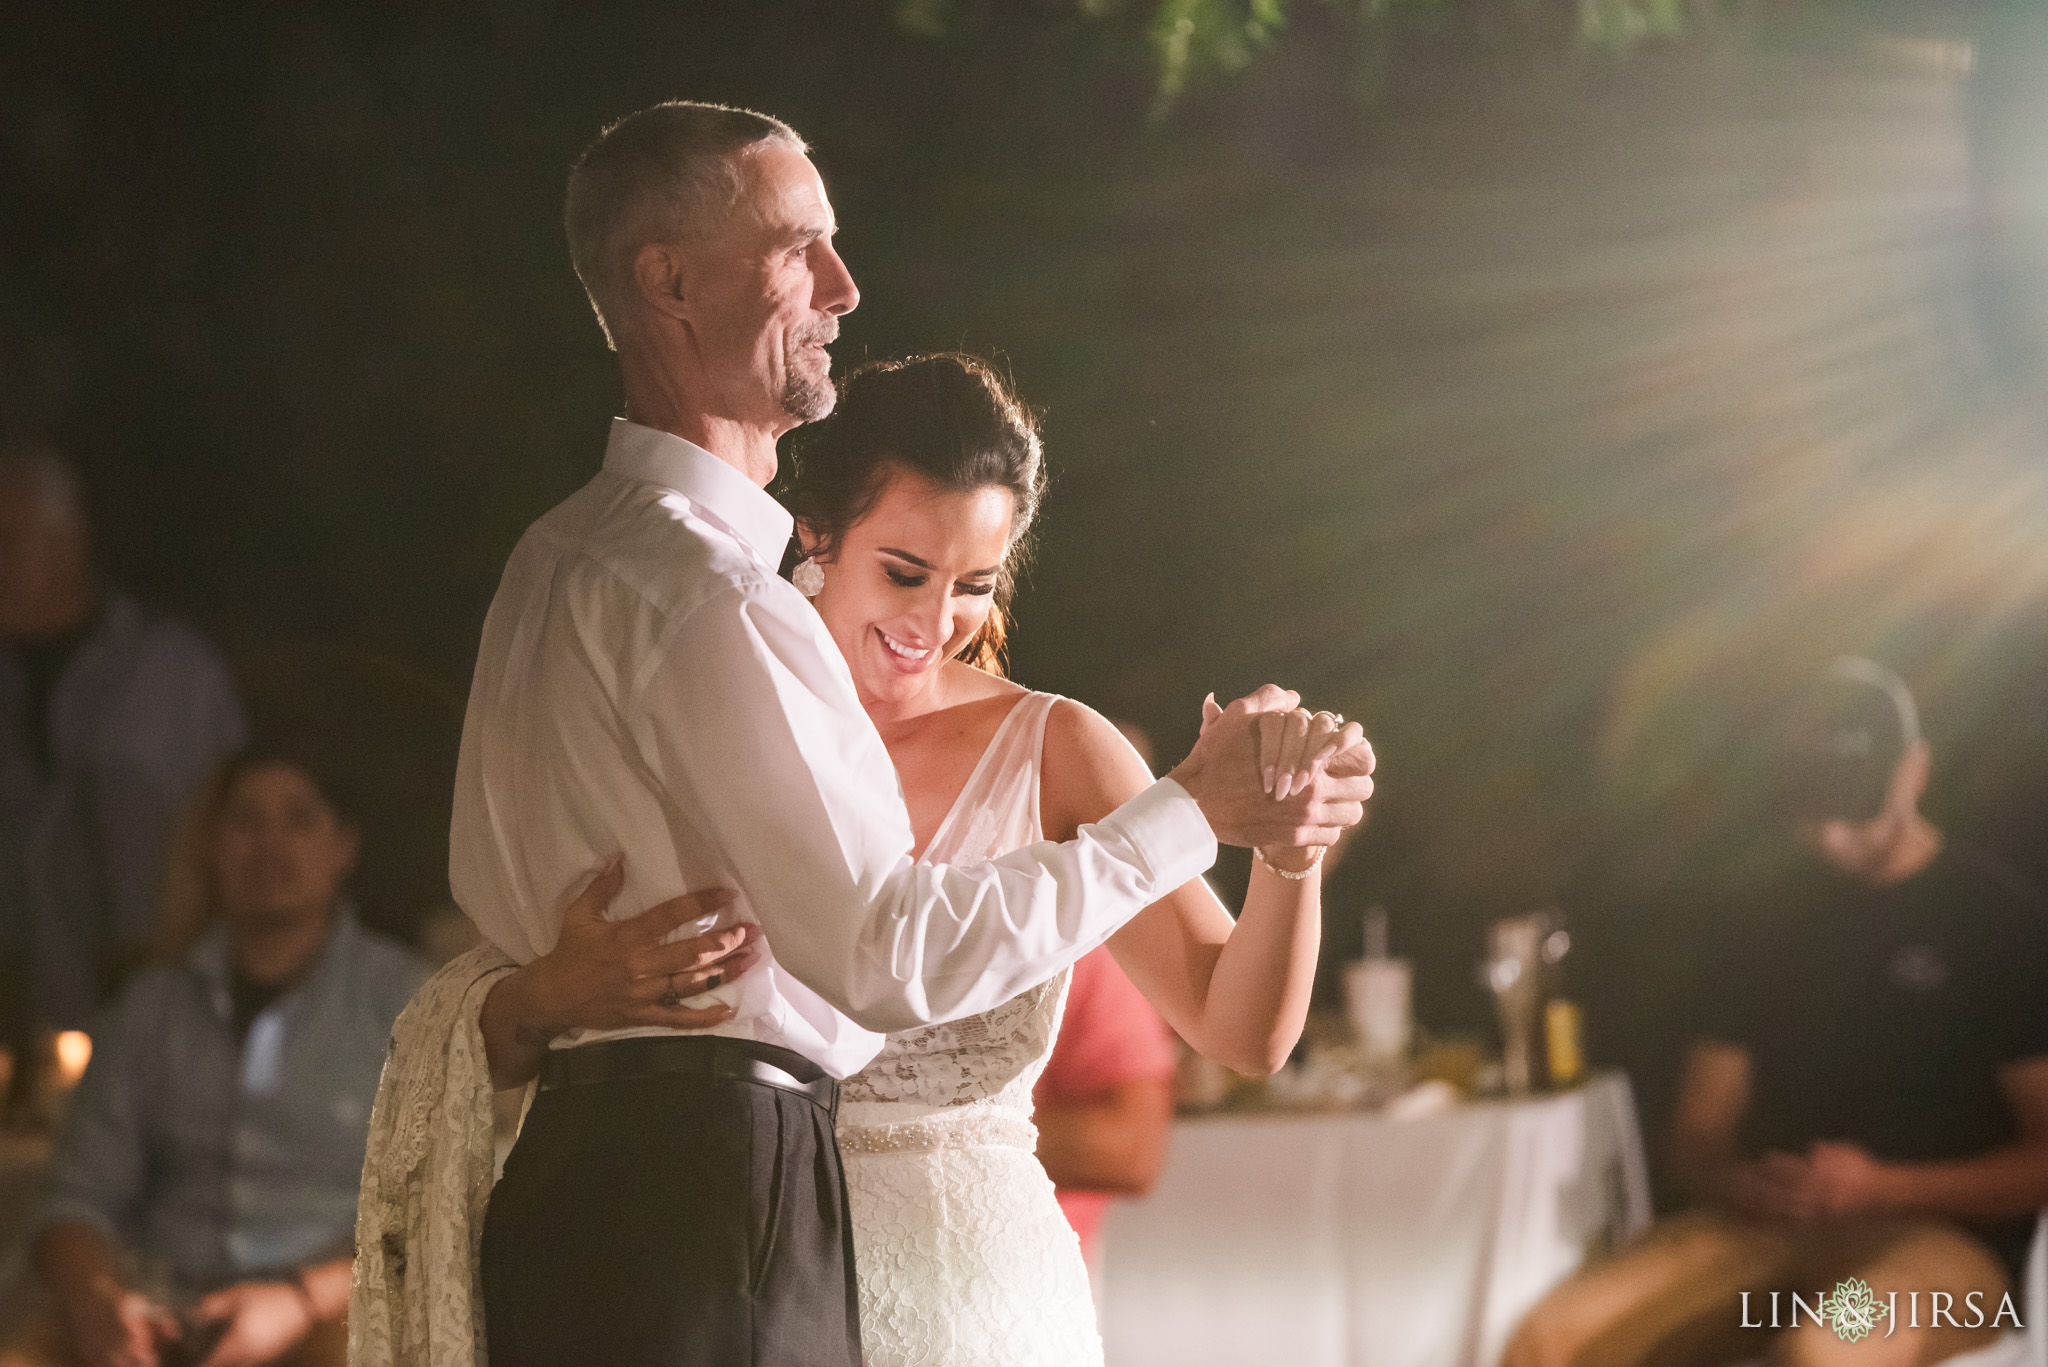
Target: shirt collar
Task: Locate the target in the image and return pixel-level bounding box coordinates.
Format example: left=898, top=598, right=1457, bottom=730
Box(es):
left=602, top=418, right=795, bottom=568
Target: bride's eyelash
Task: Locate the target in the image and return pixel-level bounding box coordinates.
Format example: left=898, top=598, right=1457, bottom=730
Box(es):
left=884, top=565, right=995, bottom=598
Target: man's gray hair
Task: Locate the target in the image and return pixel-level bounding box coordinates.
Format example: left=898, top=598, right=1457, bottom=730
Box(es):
left=0, top=442, right=86, bottom=530
left=564, top=101, right=807, bottom=350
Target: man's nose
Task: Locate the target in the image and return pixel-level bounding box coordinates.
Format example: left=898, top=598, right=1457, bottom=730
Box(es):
left=815, top=241, right=859, bottom=317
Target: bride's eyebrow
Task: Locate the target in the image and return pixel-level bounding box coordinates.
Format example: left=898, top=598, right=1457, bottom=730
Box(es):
left=877, top=548, right=997, bottom=578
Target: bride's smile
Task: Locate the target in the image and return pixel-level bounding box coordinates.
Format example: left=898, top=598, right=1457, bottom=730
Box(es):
left=875, top=627, right=934, bottom=666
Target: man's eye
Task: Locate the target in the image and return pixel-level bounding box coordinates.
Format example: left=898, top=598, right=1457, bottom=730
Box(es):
left=885, top=568, right=926, bottom=588
left=955, top=582, right=994, bottom=597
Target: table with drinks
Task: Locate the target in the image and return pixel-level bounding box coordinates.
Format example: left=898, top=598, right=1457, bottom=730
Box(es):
left=1096, top=912, right=1652, bottom=1367
left=1099, top=1071, right=1650, bottom=1367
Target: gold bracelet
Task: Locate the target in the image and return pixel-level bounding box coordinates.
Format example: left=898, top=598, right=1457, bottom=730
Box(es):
left=1255, top=845, right=1324, bottom=880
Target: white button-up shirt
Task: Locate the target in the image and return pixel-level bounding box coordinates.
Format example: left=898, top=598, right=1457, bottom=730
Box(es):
left=450, top=419, right=1218, bottom=1077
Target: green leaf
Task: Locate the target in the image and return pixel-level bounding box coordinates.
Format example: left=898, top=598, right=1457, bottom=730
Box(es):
left=894, top=0, right=954, bottom=39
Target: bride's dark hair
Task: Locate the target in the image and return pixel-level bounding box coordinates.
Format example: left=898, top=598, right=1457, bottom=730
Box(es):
left=783, top=353, right=1047, bottom=674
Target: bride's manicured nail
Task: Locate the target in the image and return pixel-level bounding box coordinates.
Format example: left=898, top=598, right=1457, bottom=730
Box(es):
left=1262, top=765, right=1275, bottom=794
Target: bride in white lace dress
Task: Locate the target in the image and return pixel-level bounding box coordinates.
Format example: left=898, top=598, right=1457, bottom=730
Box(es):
left=835, top=689, right=1094, bottom=1364
left=350, top=354, right=1366, bottom=1367
left=780, top=355, right=1355, bottom=1367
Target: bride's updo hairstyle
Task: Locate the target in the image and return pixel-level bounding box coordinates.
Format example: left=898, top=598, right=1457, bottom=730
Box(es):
left=784, top=353, right=1046, bottom=674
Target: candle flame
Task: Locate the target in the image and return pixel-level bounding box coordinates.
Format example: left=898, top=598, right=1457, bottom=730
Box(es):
left=54, top=1031, right=92, bottom=1084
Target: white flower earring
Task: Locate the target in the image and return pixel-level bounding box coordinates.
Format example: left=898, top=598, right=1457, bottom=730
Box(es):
left=792, top=557, right=826, bottom=597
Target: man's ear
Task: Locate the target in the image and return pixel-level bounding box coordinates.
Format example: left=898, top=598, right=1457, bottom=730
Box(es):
left=632, top=240, right=693, bottom=326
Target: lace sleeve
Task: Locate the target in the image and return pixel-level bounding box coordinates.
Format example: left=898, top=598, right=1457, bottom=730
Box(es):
left=350, top=944, right=517, bottom=1367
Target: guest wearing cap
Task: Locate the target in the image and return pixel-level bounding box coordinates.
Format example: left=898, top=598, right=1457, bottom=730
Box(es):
left=1506, top=658, right=2048, bottom=1367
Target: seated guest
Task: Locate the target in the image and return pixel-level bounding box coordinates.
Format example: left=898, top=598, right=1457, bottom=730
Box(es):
left=1033, top=944, right=1178, bottom=1265
left=1506, top=658, right=2048, bottom=1367
left=7, top=743, right=427, bottom=1367
left=0, top=445, right=245, bottom=1125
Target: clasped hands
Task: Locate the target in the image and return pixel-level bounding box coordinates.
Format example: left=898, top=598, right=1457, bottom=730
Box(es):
left=64, top=1270, right=331, bottom=1367
left=1722, top=1140, right=1902, bottom=1223
left=482, top=684, right=1373, bottom=1086
left=1169, top=683, right=1375, bottom=857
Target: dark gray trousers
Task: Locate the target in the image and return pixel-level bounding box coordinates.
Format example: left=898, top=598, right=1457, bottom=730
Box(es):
left=481, top=1037, right=860, bottom=1367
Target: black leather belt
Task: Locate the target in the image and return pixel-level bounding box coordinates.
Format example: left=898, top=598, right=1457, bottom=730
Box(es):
left=538, top=1034, right=838, bottom=1112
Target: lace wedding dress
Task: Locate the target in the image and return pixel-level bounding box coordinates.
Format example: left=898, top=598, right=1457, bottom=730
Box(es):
left=837, top=690, right=1102, bottom=1367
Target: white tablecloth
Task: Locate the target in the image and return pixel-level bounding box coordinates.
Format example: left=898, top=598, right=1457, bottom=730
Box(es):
left=1100, top=1072, right=1652, bottom=1367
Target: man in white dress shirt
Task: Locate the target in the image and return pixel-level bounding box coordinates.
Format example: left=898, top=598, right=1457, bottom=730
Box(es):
left=452, top=102, right=1371, bottom=1367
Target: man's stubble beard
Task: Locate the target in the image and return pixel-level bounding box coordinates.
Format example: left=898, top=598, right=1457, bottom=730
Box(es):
left=780, top=323, right=839, bottom=423
left=782, top=364, right=836, bottom=423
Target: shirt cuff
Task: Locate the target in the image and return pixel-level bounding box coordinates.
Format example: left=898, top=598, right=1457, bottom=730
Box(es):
left=1098, top=777, right=1218, bottom=891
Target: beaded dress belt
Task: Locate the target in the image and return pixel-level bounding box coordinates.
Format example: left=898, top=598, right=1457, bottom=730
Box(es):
left=539, top=1035, right=838, bottom=1111
left=838, top=1110, right=1039, bottom=1156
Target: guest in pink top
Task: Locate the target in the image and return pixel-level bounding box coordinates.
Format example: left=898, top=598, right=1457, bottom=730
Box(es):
left=1033, top=945, right=1179, bottom=1261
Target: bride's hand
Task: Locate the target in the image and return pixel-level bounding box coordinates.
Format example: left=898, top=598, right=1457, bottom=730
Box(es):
left=522, top=857, right=762, bottom=1038
left=1258, top=708, right=1365, bottom=802
left=1246, top=708, right=1372, bottom=877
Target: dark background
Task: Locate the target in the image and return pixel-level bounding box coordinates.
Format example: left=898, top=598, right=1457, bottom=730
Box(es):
left=6, top=0, right=2047, bottom=1162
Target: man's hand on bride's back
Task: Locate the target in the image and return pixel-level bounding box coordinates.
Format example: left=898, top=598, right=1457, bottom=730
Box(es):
left=1166, top=685, right=1375, bottom=849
